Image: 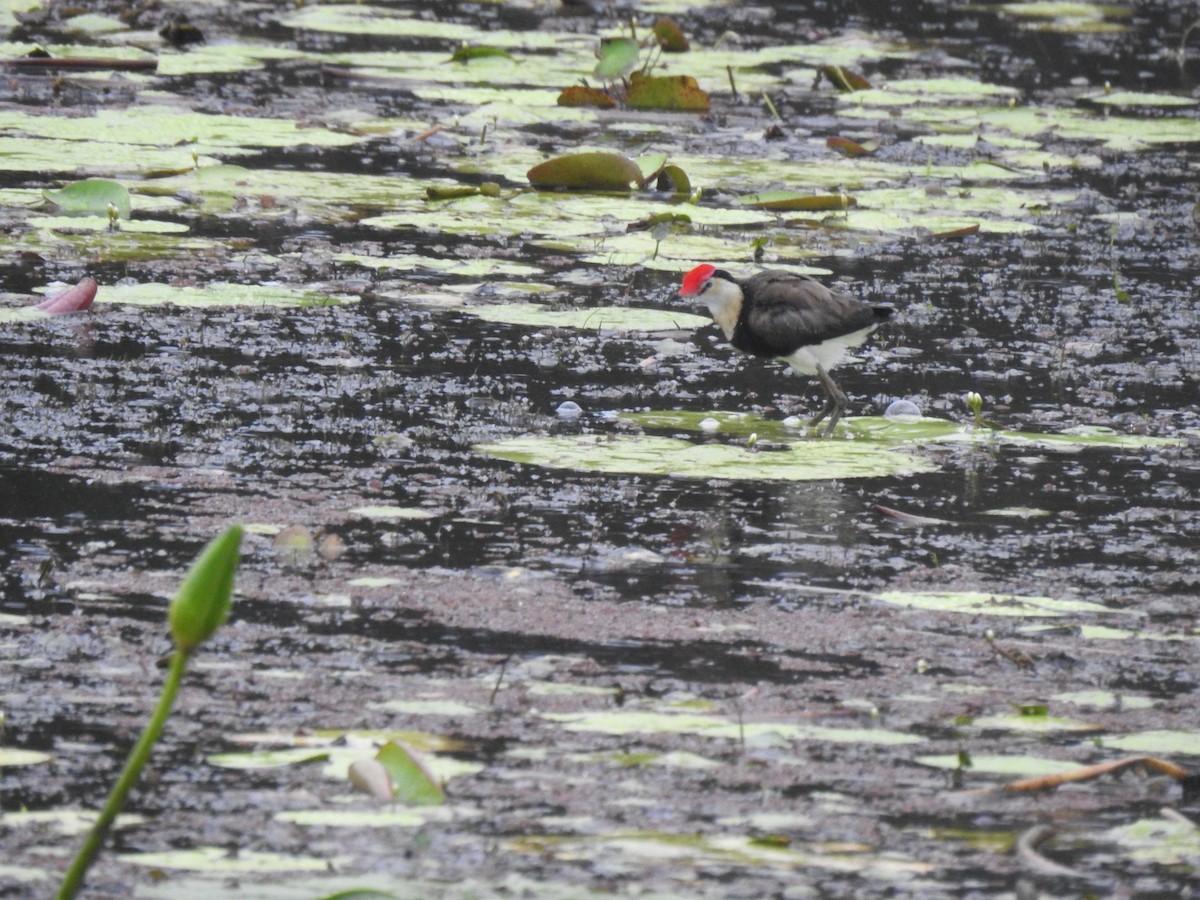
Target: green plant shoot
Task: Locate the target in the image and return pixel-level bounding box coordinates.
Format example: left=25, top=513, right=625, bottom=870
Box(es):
left=57, top=525, right=243, bottom=900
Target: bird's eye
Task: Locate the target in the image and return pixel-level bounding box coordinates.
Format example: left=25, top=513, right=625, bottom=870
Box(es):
left=700, top=280, right=712, bottom=293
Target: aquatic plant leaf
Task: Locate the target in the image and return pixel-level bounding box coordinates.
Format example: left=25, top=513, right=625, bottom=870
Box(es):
left=1083, top=90, right=1196, bottom=108
left=375, top=741, right=445, bottom=806
left=36, top=277, right=97, bottom=315
left=1101, top=818, right=1200, bottom=865
left=542, top=709, right=922, bottom=744
left=876, top=590, right=1117, bottom=617
left=447, top=45, right=513, bottom=63
left=463, top=303, right=709, bottom=332
left=996, top=1, right=1132, bottom=33
left=594, top=37, right=639, bottom=81
left=347, top=758, right=394, bottom=801
left=0, top=810, right=144, bottom=836
left=275, top=809, right=454, bottom=829
left=914, top=755, right=1087, bottom=776
left=351, top=505, right=436, bottom=520
left=816, top=65, right=871, bottom=91
left=625, top=73, right=710, bottom=112
left=966, top=713, right=1102, bottom=733
left=653, top=17, right=689, bottom=52
left=42, top=178, right=131, bottom=218
left=475, top=434, right=936, bottom=482
left=527, top=152, right=642, bottom=191
left=741, top=191, right=856, bottom=211
left=425, top=184, right=483, bottom=201
left=557, top=85, right=616, bottom=108
left=99, top=282, right=351, bottom=308
left=117, top=847, right=337, bottom=872
left=168, top=525, right=242, bottom=653
left=826, top=135, right=879, bottom=156
left=0, top=747, right=52, bottom=767
left=208, top=748, right=331, bottom=769
left=1104, top=730, right=1200, bottom=755
left=655, top=164, right=691, bottom=195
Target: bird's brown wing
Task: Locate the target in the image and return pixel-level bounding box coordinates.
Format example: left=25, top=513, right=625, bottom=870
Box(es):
left=732, top=271, right=884, bottom=357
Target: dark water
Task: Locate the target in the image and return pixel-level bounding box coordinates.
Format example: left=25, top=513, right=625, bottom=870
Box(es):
left=1, top=1, right=1198, bottom=896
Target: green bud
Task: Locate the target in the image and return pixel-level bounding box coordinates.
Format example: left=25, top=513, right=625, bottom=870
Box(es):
left=169, top=526, right=243, bottom=652
left=965, top=391, right=984, bottom=425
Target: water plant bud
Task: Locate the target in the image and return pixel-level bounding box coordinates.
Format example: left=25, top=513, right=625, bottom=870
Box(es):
left=965, top=392, right=984, bottom=425
left=169, top=525, right=243, bottom=652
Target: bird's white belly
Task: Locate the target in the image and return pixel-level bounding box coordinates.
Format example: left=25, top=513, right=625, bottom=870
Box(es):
left=781, top=326, right=876, bottom=375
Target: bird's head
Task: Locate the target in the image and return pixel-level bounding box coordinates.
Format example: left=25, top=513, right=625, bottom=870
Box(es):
left=679, top=263, right=717, bottom=297
left=679, top=264, right=742, bottom=339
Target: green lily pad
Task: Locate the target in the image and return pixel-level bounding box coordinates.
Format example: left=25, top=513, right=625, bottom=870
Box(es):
left=1051, top=690, right=1155, bottom=710
left=741, top=191, right=857, bottom=212
left=475, top=433, right=937, bottom=482
left=0, top=809, right=144, bottom=835
left=350, top=505, right=437, bottom=520
left=42, top=178, right=131, bottom=218
left=0, top=747, right=52, bottom=767
left=625, top=73, right=710, bottom=112
left=528, top=152, right=643, bottom=191
left=462, top=303, right=709, bottom=333
left=875, top=590, right=1119, bottom=617
left=1084, top=90, right=1196, bottom=108
left=1100, top=817, right=1200, bottom=864
left=375, top=740, right=445, bottom=806
left=914, top=754, right=1086, bottom=776
left=117, top=847, right=340, bottom=873
left=98, top=282, right=352, bottom=308
left=1102, top=730, right=1200, bottom=755
left=542, top=709, right=922, bottom=745
left=594, top=37, right=639, bottom=81
left=274, top=808, right=458, bottom=828
left=621, top=411, right=1184, bottom=452
left=207, top=748, right=331, bottom=769
left=963, top=713, right=1104, bottom=733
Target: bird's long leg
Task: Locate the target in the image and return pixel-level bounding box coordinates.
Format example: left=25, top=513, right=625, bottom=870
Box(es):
left=808, top=364, right=848, bottom=437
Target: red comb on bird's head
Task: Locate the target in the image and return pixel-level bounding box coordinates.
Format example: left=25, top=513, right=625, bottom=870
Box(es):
left=679, top=264, right=717, bottom=296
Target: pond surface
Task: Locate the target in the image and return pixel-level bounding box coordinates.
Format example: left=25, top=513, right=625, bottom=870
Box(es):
left=1, top=1, right=1199, bottom=897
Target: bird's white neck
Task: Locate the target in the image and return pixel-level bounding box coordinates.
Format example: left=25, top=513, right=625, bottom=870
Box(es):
left=703, top=280, right=743, bottom=341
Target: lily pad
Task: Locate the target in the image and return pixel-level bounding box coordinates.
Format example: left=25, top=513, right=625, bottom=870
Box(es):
left=1100, top=817, right=1200, bottom=864
left=475, top=434, right=937, bottom=482
left=594, top=37, right=640, bottom=81
left=207, top=748, right=331, bottom=769
left=97, top=282, right=352, bottom=308
left=42, top=178, right=131, bottom=218
left=117, top=847, right=339, bottom=873
left=625, top=73, right=710, bottom=112
left=740, top=191, right=857, bottom=212
left=875, top=590, right=1120, bottom=617
left=914, top=754, right=1086, bottom=776
left=1102, top=730, right=1200, bottom=755
left=528, top=152, right=643, bottom=191
left=462, top=303, right=709, bottom=333
left=0, top=747, right=52, bottom=767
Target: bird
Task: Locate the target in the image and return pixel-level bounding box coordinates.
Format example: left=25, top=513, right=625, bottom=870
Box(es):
left=679, top=264, right=892, bottom=436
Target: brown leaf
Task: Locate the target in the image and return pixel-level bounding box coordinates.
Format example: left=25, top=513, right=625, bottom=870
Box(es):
left=653, top=17, right=690, bottom=52
left=557, top=85, right=616, bottom=109
left=826, top=135, right=879, bottom=157
left=815, top=65, right=871, bottom=92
